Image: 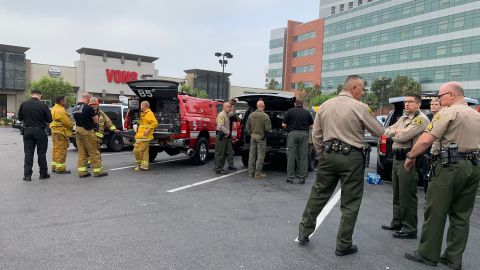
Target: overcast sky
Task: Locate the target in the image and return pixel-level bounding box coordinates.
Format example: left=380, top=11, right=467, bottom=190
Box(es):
left=1, top=0, right=320, bottom=88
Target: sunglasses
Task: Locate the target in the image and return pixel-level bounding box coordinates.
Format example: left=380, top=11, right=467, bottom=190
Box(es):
left=438, top=92, right=453, bottom=98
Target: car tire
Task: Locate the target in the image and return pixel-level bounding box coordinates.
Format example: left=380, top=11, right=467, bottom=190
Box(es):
left=191, top=137, right=208, bottom=165
left=107, top=134, right=124, bottom=152
left=241, top=151, right=249, bottom=167
left=149, top=146, right=159, bottom=162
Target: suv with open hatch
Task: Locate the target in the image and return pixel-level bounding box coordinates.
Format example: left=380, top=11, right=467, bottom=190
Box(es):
left=235, top=93, right=317, bottom=171
left=121, top=80, right=240, bottom=165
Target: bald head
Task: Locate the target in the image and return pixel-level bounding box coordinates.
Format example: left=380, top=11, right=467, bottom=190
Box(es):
left=80, top=92, right=92, bottom=103
left=257, top=100, right=265, bottom=111
left=140, top=100, right=150, bottom=112
left=223, top=102, right=232, bottom=113
left=342, top=75, right=365, bottom=100
left=438, top=82, right=465, bottom=107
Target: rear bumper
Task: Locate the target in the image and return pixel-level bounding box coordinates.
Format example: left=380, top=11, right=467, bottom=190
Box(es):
left=241, top=144, right=288, bottom=155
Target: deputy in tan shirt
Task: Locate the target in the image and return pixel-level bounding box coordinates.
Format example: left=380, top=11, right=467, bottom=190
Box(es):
left=404, top=82, right=480, bottom=268
left=381, top=94, right=430, bottom=239
left=297, top=75, right=384, bottom=256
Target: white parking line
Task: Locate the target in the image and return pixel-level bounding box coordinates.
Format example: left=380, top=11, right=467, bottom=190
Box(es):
left=295, top=189, right=342, bottom=242
left=167, top=169, right=248, bottom=193
left=109, top=158, right=189, bottom=171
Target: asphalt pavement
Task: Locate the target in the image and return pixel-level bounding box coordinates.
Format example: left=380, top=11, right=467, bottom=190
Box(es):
left=1, top=127, right=479, bottom=270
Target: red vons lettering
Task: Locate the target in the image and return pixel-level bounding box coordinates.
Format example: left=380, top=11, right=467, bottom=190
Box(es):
left=106, top=69, right=138, bottom=84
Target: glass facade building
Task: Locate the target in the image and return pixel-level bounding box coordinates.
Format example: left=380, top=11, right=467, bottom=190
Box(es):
left=320, top=0, right=480, bottom=99
left=267, top=28, right=287, bottom=89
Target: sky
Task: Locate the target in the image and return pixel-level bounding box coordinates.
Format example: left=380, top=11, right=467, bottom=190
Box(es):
left=0, top=0, right=320, bottom=88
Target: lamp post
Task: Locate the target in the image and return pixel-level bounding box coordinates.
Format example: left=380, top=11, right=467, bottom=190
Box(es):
left=215, top=52, right=233, bottom=99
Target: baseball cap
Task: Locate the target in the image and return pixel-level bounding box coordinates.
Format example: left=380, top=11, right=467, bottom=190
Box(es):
left=31, top=89, right=42, bottom=95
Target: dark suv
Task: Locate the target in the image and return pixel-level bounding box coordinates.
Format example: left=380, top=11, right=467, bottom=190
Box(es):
left=376, top=94, right=479, bottom=181
left=235, top=94, right=317, bottom=171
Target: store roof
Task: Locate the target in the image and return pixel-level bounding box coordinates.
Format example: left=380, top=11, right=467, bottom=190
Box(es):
left=184, top=69, right=232, bottom=77
left=0, top=44, right=30, bottom=54
left=76, top=47, right=158, bottom=63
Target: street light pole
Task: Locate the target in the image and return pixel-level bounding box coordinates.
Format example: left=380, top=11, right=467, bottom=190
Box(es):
left=215, top=52, right=233, bottom=100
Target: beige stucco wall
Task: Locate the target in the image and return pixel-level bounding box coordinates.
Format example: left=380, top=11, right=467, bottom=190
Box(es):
left=75, top=54, right=156, bottom=97
left=30, top=63, right=77, bottom=86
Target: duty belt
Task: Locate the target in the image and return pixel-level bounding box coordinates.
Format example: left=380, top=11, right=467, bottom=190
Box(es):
left=323, top=139, right=363, bottom=154
left=393, top=148, right=411, bottom=160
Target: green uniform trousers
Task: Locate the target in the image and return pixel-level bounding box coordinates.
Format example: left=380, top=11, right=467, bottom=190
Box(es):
left=248, top=133, right=266, bottom=176
left=299, top=151, right=365, bottom=250
left=390, top=158, right=418, bottom=233
left=227, top=138, right=235, bottom=168
left=287, top=131, right=309, bottom=181
left=215, top=134, right=229, bottom=172
left=418, top=160, right=480, bottom=265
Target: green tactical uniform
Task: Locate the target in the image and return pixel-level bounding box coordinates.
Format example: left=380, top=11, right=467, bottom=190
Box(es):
left=415, top=103, right=480, bottom=266
left=298, top=91, right=384, bottom=251
left=283, top=106, right=314, bottom=183
left=247, top=109, right=271, bottom=178
left=385, top=111, right=430, bottom=234
left=215, top=110, right=231, bottom=172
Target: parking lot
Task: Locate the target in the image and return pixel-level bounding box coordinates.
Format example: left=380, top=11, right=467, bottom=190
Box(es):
left=1, top=127, right=480, bottom=270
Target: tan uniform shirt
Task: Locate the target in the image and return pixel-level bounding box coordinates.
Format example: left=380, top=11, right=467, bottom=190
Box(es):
left=216, top=110, right=230, bottom=135
left=312, top=91, right=385, bottom=154
left=247, top=110, right=272, bottom=135
left=385, top=111, right=430, bottom=150
left=426, top=103, right=480, bottom=153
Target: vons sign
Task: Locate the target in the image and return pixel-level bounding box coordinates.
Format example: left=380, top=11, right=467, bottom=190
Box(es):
left=106, top=69, right=138, bottom=84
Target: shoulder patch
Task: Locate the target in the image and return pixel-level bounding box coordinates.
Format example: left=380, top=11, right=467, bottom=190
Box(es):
left=427, top=122, right=433, bottom=131
left=412, top=117, right=425, bottom=126
left=432, top=113, right=442, bottom=122
left=367, top=106, right=374, bottom=115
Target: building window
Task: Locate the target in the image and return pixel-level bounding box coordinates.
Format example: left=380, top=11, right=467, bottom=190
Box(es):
left=269, top=38, right=284, bottom=49
left=399, top=51, right=408, bottom=61
left=435, top=70, right=445, bottom=80
left=340, top=4, right=344, bottom=12
left=412, top=49, right=421, bottom=59
left=291, top=83, right=296, bottom=90
left=450, top=67, right=461, bottom=80
left=292, top=65, right=314, bottom=74
left=268, top=68, right=283, bottom=78
left=369, top=55, right=377, bottom=64
left=413, top=25, right=423, bottom=36
left=331, top=6, right=336, bottom=14
left=452, top=42, right=463, bottom=54
left=349, top=2, right=353, bottom=9
left=358, top=0, right=363, bottom=5
left=438, top=20, right=449, bottom=32
left=294, top=31, right=316, bottom=42
left=436, top=44, right=447, bottom=56
left=453, top=17, right=465, bottom=29
left=269, top=53, right=283, bottom=63
left=379, top=53, right=387, bottom=64
left=293, top=48, right=315, bottom=58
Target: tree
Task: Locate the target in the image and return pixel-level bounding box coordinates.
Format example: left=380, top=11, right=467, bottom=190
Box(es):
left=267, top=79, right=280, bottom=90
left=181, top=85, right=209, bottom=98
left=370, top=77, right=392, bottom=112
left=335, top=84, right=343, bottom=95
left=403, top=80, right=422, bottom=95
left=303, top=84, right=322, bottom=106
left=309, top=94, right=336, bottom=106
left=362, top=91, right=380, bottom=112
left=30, top=76, right=76, bottom=106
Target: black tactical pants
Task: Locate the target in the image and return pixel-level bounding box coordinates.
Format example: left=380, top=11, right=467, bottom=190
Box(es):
left=23, top=127, right=49, bottom=177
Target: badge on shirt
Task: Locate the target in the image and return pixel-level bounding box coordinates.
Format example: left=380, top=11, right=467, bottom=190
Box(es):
left=412, top=117, right=424, bottom=126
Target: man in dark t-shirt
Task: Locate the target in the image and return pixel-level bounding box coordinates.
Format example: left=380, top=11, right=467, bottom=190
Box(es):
left=18, top=89, right=52, bottom=181
left=282, top=98, right=314, bottom=184
left=72, top=93, right=108, bottom=178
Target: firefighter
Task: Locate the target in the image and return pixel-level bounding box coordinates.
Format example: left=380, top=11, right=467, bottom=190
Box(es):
left=88, top=97, right=118, bottom=148
left=50, top=96, right=74, bottom=174
left=72, top=93, right=108, bottom=178
left=133, top=101, right=158, bottom=171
